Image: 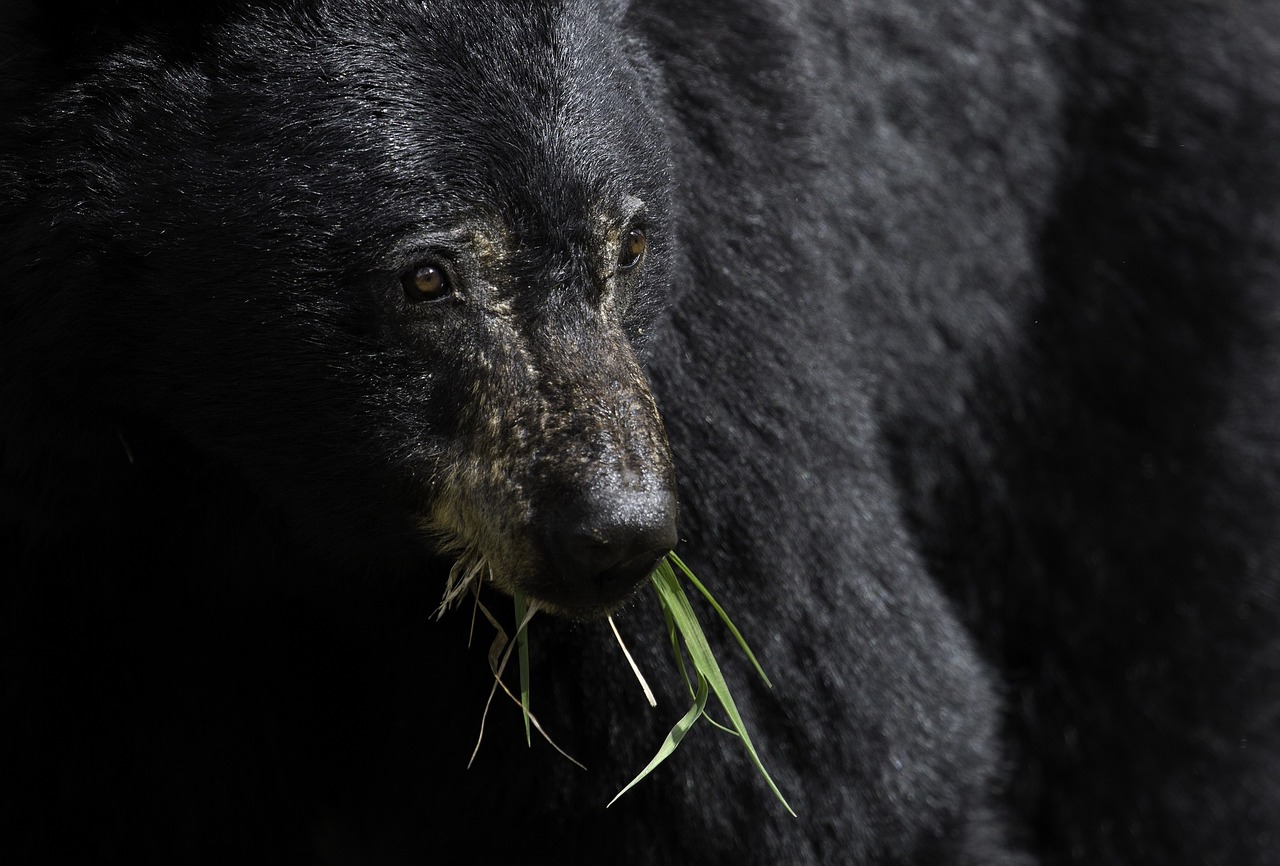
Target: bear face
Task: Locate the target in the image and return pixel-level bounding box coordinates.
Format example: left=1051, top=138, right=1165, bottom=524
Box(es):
left=7, top=0, right=678, bottom=616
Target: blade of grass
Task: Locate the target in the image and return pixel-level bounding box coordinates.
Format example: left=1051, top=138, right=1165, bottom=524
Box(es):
left=484, top=638, right=587, bottom=771
left=468, top=596, right=512, bottom=768
left=609, top=615, right=657, bottom=708
left=650, top=557, right=796, bottom=816
left=469, top=593, right=583, bottom=769
left=652, top=560, right=737, bottom=736
left=608, top=672, right=709, bottom=807
left=666, top=551, right=773, bottom=689
left=657, top=580, right=697, bottom=700
left=514, top=591, right=532, bottom=746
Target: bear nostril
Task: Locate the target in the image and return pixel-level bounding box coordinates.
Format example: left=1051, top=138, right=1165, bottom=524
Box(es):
left=550, top=487, right=679, bottom=607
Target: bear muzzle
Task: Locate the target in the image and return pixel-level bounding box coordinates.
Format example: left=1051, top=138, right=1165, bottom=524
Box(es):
left=540, top=483, right=679, bottom=613
left=428, top=314, right=680, bottom=617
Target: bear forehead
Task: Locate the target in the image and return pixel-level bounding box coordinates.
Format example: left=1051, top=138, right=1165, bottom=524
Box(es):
left=207, top=0, right=641, bottom=153
left=195, top=0, right=656, bottom=244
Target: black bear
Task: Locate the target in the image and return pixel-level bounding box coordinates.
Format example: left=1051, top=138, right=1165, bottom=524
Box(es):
left=2, top=0, right=1278, bottom=864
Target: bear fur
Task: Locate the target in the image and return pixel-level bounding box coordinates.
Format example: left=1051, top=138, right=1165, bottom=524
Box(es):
left=2, top=0, right=1278, bottom=864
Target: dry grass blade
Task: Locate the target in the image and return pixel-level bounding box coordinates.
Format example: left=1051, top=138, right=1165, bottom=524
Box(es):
left=466, top=589, right=584, bottom=770
left=609, top=614, right=657, bottom=707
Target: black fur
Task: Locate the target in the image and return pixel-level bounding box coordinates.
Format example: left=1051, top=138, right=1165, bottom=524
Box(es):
left=2, top=1, right=1277, bottom=864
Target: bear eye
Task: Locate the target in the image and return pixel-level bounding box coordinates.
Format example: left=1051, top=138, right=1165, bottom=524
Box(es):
left=618, top=228, right=647, bottom=270
left=402, top=262, right=452, bottom=302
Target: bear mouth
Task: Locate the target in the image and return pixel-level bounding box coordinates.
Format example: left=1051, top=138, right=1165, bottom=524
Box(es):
left=524, top=546, right=671, bottom=619
left=430, top=508, right=677, bottom=621
left=428, top=467, right=679, bottom=620
left=430, top=526, right=674, bottom=622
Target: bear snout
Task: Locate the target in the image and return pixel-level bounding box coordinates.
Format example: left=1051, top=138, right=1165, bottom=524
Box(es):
left=541, top=484, right=678, bottom=613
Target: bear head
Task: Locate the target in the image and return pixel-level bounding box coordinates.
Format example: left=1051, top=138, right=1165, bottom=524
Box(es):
left=1, top=0, right=679, bottom=618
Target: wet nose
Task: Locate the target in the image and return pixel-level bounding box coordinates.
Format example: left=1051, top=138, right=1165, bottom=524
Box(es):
left=550, top=486, right=679, bottom=607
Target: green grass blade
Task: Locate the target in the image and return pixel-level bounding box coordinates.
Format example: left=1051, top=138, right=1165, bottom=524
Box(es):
left=650, top=560, right=797, bottom=817
left=654, top=561, right=697, bottom=699
left=652, top=561, right=736, bottom=735
left=607, top=672, right=709, bottom=808
left=513, top=591, right=532, bottom=747
left=667, top=551, right=773, bottom=689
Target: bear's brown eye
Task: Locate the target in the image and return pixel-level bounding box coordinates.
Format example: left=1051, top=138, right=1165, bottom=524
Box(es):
left=402, top=263, right=451, bottom=302
left=618, top=228, right=647, bottom=270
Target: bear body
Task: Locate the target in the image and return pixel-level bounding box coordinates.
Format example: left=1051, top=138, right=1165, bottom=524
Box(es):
left=2, top=1, right=1278, bottom=864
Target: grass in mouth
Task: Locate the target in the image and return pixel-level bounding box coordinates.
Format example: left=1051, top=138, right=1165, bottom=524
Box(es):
left=608, top=552, right=794, bottom=815
left=466, top=551, right=794, bottom=815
